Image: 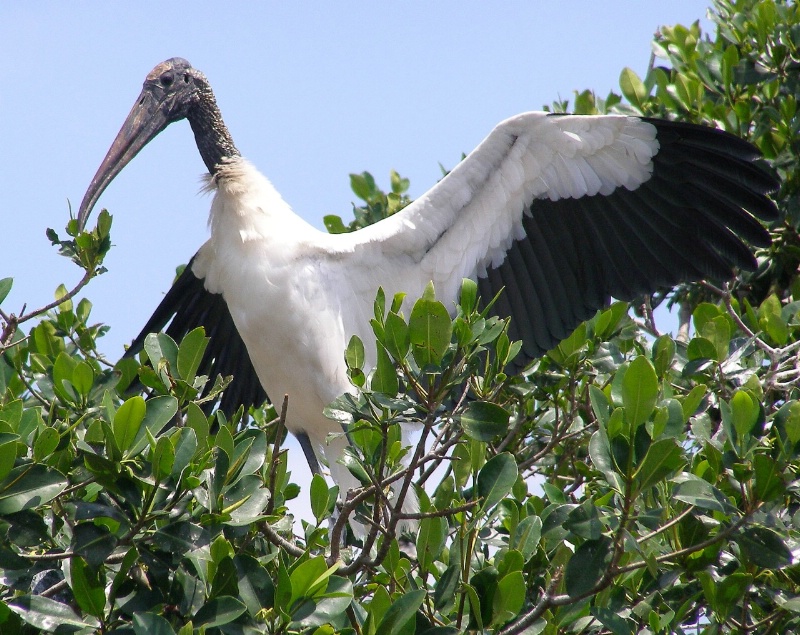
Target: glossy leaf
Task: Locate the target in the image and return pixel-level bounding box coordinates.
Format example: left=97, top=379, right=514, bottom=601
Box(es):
left=477, top=452, right=518, bottom=512
left=8, top=595, right=100, bottom=630
left=565, top=537, right=613, bottom=597
left=736, top=526, right=792, bottom=569
left=371, top=345, right=399, bottom=396
left=177, top=326, right=208, bottom=383
left=512, top=515, right=542, bottom=561
left=133, top=613, right=177, bottom=635
left=310, top=473, right=331, bottom=522
left=493, top=571, right=525, bottom=626
left=0, top=277, right=12, bottom=305
left=620, top=67, right=648, bottom=110
left=345, top=335, right=365, bottom=370
left=461, top=401, right=510, bottom=441
left=409, top=283, right=452, bottom=367
left=70, top=556, right=106, bottom=618
left=375, top=589, right=425, bottom=635
left=193, top=596, right=247, bottom=627
left=0, top=464, right=67, bottom=514
left=417, top=515, right=447, bottom=572
left=634, top=438, right=685, bottom=492
left=33, top=427, right=60, bottom=461
left=383, top=311, right=410, bottom=360
left=113, top=395, right=146, bottom=452
left=622, top=356, right=658, bottom=428
left=673, top=475, right=735, bottom=513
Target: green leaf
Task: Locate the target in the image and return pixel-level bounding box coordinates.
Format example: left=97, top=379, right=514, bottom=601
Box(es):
left=564, top=536, right=613, bottom=597
left=375, top=589, right=425, bottom=635
left=371, top=345, right=398, bottom=396
left=652, top=335, right=676, bottom=377
left=71, top=361, right=94, bottom=397
left=477, top=453, right=518, bottom=512
left=463, top=583, right=483, bottom=631
left=133, top=613, right=177, bottom=635
left=0, top=464, right=67, bottom=514
left=754, top=453, right=784, bottom=501
left=210, top=556, right=240, bottom=599
left=323, top=214, right=348, bottom=234
left=52, top=351, right=78, bottom=403
left=589, top=385, right=610, bottom=426
left=289, top=576, right=353, bottom=630
left=622, top=356, right=658, bottom=428
left=0, top=439, right=18, bottom=482
left=383, top=311, right=410, bottom=360
left=289, top=557, right=336, bottom=607
left=186, top=401, right=210, bottom=450
left=0, top=399, right=23, bottom=430
left=144, top=332, right=179, bottom=385
left=619, top=67, right=648, bottom=111
left=153, top=436, right=175, bottom=480
left=460, top=278, right=478, bottom=314
left=589, top=429, right=622, bottom=491
left=345, top=335, right=365, bottom=370
left=511, top=515, right=542, bottom=561
left=700, top=316, right=731, bottom=361
left=672, top=475, right=735, bottom=513
left=433, top=565, right=460, bottom=612
left=681, top=384, right=707, bottom=422
left=409, top=283, right=452, bottom=367
left=70, top=556, right=106, bottom=618
left=350, top=172, right=373, bottom=202
left=0, top=277, right=12, bottom=305
left=310, top=473, right=331, bottom=522
left=592, top=607, right=633, bottom=635
left=461, top=401, right=510, bottom=442
left=634, top=438, right=684, bottom=492
left=73, top=522, right=117, bottom=570
left=729, top=390, right=759, bottom=439
left=542, top=482, right=566, bottom=504
left=171, top=427, right=199, bottom=477
left=234, top=554, right=275, bottom=615
left=113, top=395, right=146, bottom=452
left=9, top=595, right=100, bottom=630
left=493, top=571, right=525, bottom=626
left=33, top=427, right=60, bottom=461
left=417, top=515, right=447, bottom=572
left=759, top=294, right=789, bottom=345
left=177, top=326, right=209, bottom=382
left=193, top=595, right=247, bottom=627
left=736, top=526, right=792, bottom=569
left=687, top=337, right=718, bottom=362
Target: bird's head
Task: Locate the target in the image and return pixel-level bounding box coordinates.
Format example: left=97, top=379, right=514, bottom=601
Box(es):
left=78, top=57, right=209, bottom=229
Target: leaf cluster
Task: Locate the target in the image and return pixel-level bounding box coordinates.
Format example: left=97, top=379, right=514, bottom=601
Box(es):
left=2, top=1, right=800, bottom=633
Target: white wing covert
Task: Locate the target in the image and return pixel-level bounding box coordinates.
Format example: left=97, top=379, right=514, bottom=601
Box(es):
left=336, top=112, right=776, bottom=368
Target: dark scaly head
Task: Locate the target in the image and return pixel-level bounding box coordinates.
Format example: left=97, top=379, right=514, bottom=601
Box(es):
left=78, top=58, right=238, bottom=229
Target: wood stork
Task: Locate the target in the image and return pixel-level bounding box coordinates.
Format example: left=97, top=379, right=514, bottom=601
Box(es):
left=78, top=58, right=777, bottom=508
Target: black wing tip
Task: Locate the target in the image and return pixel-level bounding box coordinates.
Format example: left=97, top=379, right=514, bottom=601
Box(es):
left=646, top=117, right=780, bottom=197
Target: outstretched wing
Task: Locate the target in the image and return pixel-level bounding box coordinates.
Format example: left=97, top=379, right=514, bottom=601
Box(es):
left=340, top=113, right=777, bottom=365
left=124, top=253, right=267, bottom=416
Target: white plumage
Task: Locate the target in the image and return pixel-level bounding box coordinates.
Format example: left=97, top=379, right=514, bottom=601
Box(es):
left=77, top=59, right=776, bottom=521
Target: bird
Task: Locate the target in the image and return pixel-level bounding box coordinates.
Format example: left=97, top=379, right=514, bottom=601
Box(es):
left=78, top=57, right=777, bottom=515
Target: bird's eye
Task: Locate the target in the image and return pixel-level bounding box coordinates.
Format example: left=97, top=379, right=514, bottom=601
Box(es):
left=160, top=71, right=174, bottom=87
left=183, top=74, right=190, bottom=83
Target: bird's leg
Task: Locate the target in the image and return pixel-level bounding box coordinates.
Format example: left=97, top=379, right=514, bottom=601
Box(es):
left=295, top=431, right=323, bottom=476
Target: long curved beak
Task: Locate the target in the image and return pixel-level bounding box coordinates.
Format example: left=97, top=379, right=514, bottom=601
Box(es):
left=78, top=88, right=170, bottom=230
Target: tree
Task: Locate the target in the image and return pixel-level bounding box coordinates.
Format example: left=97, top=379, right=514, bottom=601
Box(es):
left=1, top=1, right=799, bottom=632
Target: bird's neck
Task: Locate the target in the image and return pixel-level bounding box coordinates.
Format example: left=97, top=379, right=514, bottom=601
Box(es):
left=188, top=84, right=240, bottom=174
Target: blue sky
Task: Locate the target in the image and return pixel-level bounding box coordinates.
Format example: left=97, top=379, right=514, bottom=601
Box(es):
left=2, top=2, right=714, bottom=519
